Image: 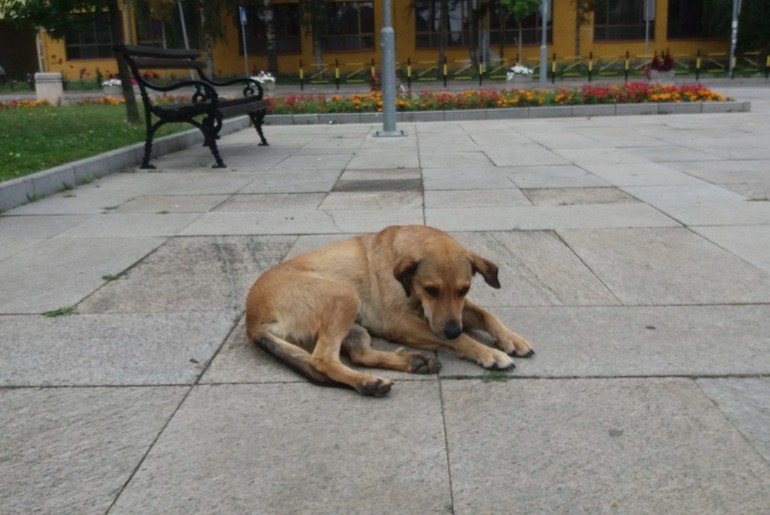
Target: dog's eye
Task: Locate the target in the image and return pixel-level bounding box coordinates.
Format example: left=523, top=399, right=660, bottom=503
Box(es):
left=424, top=286, right=440, bottom=298
left=458, top=286, right=470, bottom=296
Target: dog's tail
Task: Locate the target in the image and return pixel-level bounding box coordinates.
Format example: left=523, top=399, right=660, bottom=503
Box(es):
left=252, top=332, right=341, bottom=388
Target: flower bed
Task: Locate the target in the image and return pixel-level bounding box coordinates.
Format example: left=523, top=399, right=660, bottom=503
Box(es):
left=0, top=83, right=726, bottom=113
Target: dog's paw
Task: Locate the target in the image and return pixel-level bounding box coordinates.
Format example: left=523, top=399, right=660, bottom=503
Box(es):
left=409, top=353, right=442, bottom=374
left=355, top=377, right=393, bottom=397
left=496, top=330, right=535, bottom=358
left=479, top=350, right=515, bottom=371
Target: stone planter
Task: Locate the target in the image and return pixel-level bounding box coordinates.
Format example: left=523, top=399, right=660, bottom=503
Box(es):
left=102, top=85, right=122, bottom=96
left=649, top=69, right=675, bottom=85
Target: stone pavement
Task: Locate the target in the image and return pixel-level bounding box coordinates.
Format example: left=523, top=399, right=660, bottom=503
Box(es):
left=1, top=84, right=770, bottom=513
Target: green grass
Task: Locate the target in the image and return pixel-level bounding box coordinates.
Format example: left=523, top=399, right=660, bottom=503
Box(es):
left=0, top=103, right=186, bottom=182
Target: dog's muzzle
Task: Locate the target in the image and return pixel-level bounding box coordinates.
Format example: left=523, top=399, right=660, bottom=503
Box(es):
left=442, top=321, right=462, bottom=340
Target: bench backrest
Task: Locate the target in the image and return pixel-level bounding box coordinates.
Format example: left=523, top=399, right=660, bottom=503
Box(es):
left=116, top=44, right=206, bottom=73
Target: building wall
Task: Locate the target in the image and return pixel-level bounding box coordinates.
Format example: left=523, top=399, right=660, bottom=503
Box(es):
left=39, top=0, right=731, bottom=82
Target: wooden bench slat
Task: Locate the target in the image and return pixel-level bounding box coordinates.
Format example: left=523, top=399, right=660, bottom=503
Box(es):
left=119, top=44, right=200, bottom=60
left=133, top=57, right=206, bottom=70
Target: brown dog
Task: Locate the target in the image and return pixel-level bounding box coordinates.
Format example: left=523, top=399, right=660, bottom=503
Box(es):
left=245, top=225, right=533, bottom=396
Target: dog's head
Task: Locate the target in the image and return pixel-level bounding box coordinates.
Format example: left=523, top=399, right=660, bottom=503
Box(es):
left=393, top=236, right=500, bottom=340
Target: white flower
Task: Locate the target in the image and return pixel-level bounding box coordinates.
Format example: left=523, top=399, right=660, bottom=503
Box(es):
left=250, top=71, right=275, bottom=84
left=102, top=78, right=121, bottom=88
left=506, top=64, right=533, bottom=80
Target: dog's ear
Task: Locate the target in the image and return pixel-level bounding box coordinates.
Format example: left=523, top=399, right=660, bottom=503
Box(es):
left=469, top=253, right=501, bottom=289
left=393, top=257, right=419, bottom=297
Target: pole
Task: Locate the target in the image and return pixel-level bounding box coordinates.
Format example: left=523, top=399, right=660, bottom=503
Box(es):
left=728, top=0, right=742, bottom=79
left=376, top=0, right=404, bottom=137
left=239, top=6, right=249, bottom=77
left=178, top=1, right=194, bottom=80
left=539, top=0, right=548, bottom=89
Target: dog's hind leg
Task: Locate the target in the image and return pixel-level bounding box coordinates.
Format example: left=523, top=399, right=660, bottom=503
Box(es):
left=307, top=286, right=394, bottom=397
left=253, top=331, right=339, bottom=387
left=341, top=324, right=441, bottom=374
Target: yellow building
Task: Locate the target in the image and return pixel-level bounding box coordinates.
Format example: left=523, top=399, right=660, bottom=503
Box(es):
left=37, top=0, right=732, bottom=83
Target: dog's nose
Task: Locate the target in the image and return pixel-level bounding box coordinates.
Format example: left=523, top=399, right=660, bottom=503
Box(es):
left=442, top=322, right=462, bottom=340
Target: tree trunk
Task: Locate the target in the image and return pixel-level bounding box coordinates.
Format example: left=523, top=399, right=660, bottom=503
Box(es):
left=438, top=0, right=448, bottom=76
left=108, top=0, right=140, bottom=124
left=517, top=23, right=523, bottom=64
left=263, top=0, right=278, bottom=74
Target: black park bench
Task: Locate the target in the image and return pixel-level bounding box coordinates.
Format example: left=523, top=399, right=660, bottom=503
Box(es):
left=114, top=44, right=269, bottom=169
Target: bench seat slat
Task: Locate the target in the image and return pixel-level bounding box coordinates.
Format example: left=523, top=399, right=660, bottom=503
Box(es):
left=133, top=57, right=206, bottom=70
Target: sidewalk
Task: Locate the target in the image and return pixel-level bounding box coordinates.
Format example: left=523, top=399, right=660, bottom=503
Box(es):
left=1, top=82, right=769, bottom=513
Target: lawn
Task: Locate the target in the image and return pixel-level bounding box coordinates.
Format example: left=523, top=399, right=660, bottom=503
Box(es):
left=1, top=82, right=726, bottom=183
left=0, top=99, right=185, bottom=182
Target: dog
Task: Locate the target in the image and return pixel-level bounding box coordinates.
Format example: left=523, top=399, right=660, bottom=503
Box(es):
left=245, top=225, right=534, bottom=396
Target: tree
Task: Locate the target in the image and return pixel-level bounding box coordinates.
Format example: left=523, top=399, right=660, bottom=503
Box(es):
left=499, top=0, right=540, bottom=64
left=0, top=0, right=140, bottom=123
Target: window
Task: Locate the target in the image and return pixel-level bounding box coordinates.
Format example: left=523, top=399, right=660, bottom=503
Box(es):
left=489, top=3, right=552, bottom=49
left=593, top=0, right=654, bottom=40
left=321, top=1, right=374, bottom=51
left=65, top=11, right=113, bottom=59
left=242, top=3, right=302, bottom=54
left=667, top=0, right=724, bottom=39
left=415, top=0, right=471, bottom=48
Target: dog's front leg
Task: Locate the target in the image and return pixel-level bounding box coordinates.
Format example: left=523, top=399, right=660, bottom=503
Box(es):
left=462, top=299, right=534, bottom=357
left=385, top=314, right=515, bottom=370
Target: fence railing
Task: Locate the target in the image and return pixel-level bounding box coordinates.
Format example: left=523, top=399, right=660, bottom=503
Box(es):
left=294, top=51, right=769, bottom=90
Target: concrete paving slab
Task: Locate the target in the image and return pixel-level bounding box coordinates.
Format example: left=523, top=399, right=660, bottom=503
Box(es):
left=426, top=202, right=679, bottom=231
left=693, top=225, right=770, bottom=274
left=485, top=144, right=572, bottom=167
left=580, top=162, right=707, bottom=187
left=214, top=193, right=326, bottom=212
left=238, top=170, right=340, bottom=194
left=109, top=382, right=451, bottom=514
left=559, top=227, right=770, bottom=305
left=507, top=164, right=610, bottom=188
left=0, top=236, right=163, bottom=314
left=347, top=149, right=420, bottom=170
left=453, top=231, right=619, bottom=307
left=271, top=153, right=353, bottom=171
left=57, top=213, right=200, bottom=238
left=112, top=194, right=230, bottom=214
left=655, top=200, right=770, bottom=226
left=442, top=378, right=770, bottom=513
left=78, top=236, right=294, bottom=315
left=0, top=214, right=87, bottom=239
left=698, top=378, right=770, bottom=463
left=522, top=186, right=638, bottom=205
left=337, top=168, right=421, bottom=180
left=282, top=233, right=364, bottom=259
left=622, top=183, right=747, bottom=206
left=0, top=387, right=187, bottom=514
left=425, top=188, right=532, bottom=208
left=320, top=191, right=423, bottom=210
left=419, top=150, right=495, bottom=169
left=0, top=313, right=233, bottom=386
left=437, top=305, right=770, bottom=378
left=422, top=167, right=516, bottom=191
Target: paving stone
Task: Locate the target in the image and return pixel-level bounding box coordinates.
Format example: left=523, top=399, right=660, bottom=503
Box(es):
left=419, top=150, right=495, bottom=169
left=0, top=236, right=164, bottom=314
left=442, top=378, right=770, bottom=513
left=332, top=178, right=422, bottom=192
left=109, top=382, right=451, bottom=514
left=213, top=193, right=325, bottom=212
left=453, top=231, right=619, bottom=307
left=507, top=165, right=610, bottom=188
left=425, top=188, right=532, bottom=208
left=0, top=387, right=186, bottom=514
left=56, top=213, right=200, bottom=237
left=622, top=184, right=747, bottom=206
left=698, top=378, right=770, bottom=463
left=238, top=170, right=340, bottom=194
left=559, top=227, right=770, bottom=304
left=693, top=225, right=770, bottom=274
left=346, top=149, right=420, bottom=169
left=112, top=194, right=230, bottom=213
left=436, top=304, right=770, bottom=378
left=422, top=168, right=517, bottom=191
left=580, top=162, right=707, bottom=187
left=522, top=187, right=638, bottom=206
left=337, top=168, right=421, bottom=180
left=485, top=144, right=571, bottom=166
left=320, top=191, right=423, bottom=210
left=655, top=200, right=770, bottom=226
left=426, top=202, right=678, bottom=231
left=0, top=214, right=87, bottom=238
left=78, top=236, right=294, bottom=315
left=0, top=313, right=233, bottom=386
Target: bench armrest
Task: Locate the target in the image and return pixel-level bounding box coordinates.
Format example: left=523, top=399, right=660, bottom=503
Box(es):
left=201, top=77, right=265, bottom=99
left=139, top=79, right=219, bottom=103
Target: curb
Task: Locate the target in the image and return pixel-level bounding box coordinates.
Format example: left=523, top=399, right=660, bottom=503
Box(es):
left=0, top=100, right=751, bottom=212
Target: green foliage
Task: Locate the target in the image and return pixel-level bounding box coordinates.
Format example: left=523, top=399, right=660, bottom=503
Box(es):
left=42, top=306, right=75, bottom=317
left=499, top=0, right=541, bottom=21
